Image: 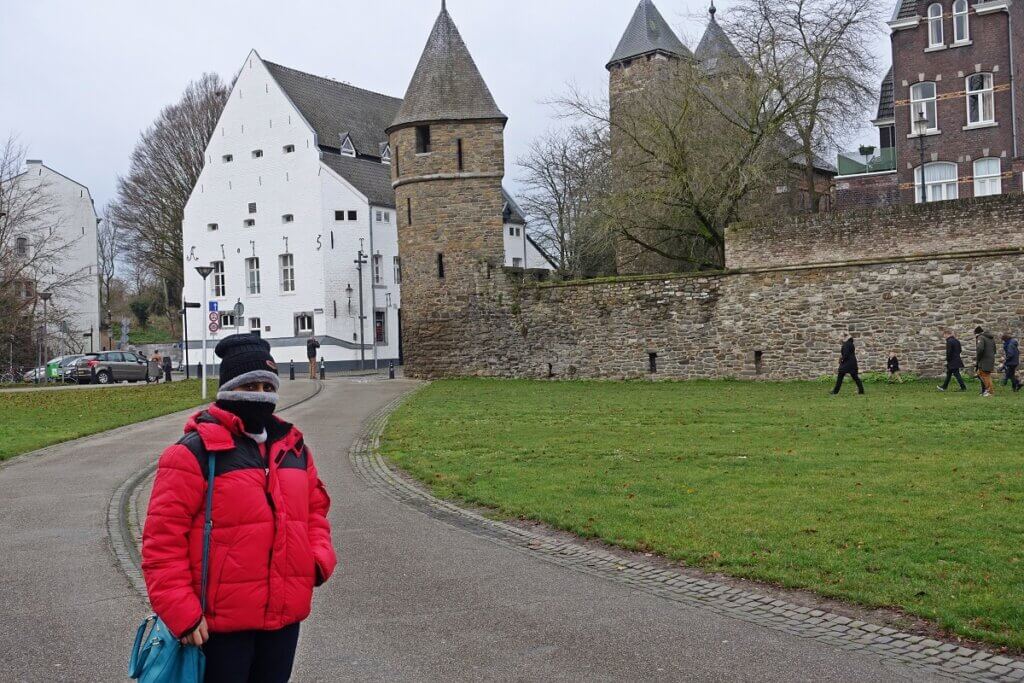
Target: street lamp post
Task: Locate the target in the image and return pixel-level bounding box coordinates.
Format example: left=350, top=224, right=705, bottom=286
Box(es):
left=39, top=291, right=52, bottom=384
left=914, top=111, right=930, bottom=204
left=195, top=266, right=215, bottom=400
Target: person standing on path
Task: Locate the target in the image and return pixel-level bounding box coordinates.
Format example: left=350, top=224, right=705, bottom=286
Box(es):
left=975, top=326, right=997, bottom=397
left=1001, top=333, right=1021, bottom=393
left=141, top=334, right=336, bottom=682
left=938, top=330, right=967, bottom=392
left=831, top=333, right=865, bottom=395
left=162, top=352, right=173, bottom=383
left=306, top=336, right=320, bottom=380
left=150, top=350, right=163, bottom=384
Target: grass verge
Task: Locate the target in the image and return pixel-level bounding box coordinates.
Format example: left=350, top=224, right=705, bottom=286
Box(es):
left=0, top=380, right=215, bottom=461
left=381, top=378, right=1024, bottom=649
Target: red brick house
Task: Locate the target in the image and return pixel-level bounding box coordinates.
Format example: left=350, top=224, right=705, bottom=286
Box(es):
left=837, top=0, right=1024, bottom=209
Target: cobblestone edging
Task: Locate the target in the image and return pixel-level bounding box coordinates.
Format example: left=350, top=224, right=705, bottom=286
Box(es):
left=107, top=381, right=326, bottom=601
left=351, top=394, right=1024, bottom=683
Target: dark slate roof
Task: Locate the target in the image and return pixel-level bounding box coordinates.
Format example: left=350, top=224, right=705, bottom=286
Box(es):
left=607, top=0, right=692, bottom=68
left=695, top=10, right=749, bottom=76
left=390, top=7, right=506, bottom=130
left=264, top=60, right=401, bottom=157
left=320, top=152, right=396, bottom=208
left=893, top=0, right=918, bottom=20
left=502, top=189, right=527, bottom=225
left=875, top=68, right=894, bottom=121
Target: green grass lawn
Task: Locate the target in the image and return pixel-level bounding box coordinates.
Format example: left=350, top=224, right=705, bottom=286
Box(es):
left=0, top=380, right=214, bottom=461
left=381, top=378, right=1024, bottom=649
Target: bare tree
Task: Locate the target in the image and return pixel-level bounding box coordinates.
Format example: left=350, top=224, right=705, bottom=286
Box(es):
left=0, top=136, right=92, bottom=365
left=96, top=205, right=122, bottom=331
left=725, top=0, right=883, bottom=210
left=108, top=73, right=228, bottom=316
left=558, top=56, right=800, bottom=272
left=517, top=124, right=615, bottom=279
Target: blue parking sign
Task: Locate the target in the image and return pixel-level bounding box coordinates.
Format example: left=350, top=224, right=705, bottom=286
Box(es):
left=209, top=301, right=219, bottom=312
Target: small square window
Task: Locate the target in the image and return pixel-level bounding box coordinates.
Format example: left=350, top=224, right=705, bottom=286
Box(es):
left=244, top=219, right=256, bottom=228
left=283, top=144, right=295, bottom=154
left=335, top=211, right=345, bottom=221
left=248, top=202, right=257, bottom=214
left=207, top=223, right=219, bottom=232
left=348, top=211, right=357, bottom=221
left=415, top=125, right=431, bottom=154
left=252, top=149, right=263, bottom=158
left=383, top=212, right=390, bottom=223
left=282, top=214, right=294, bottom=223
left=376, top=210, right=383, bottom=222
left=222, top=154, right=233, bottom=163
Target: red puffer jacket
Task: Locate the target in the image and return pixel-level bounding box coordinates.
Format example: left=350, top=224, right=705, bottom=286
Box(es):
left=141, top=405, right=336, bottom=637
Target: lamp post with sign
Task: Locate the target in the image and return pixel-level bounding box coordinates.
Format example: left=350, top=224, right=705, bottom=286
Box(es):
left=195, top=266, right=215, bottom=399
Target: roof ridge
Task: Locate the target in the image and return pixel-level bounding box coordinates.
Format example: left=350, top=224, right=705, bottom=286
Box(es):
left=263, top=59, right=402, bottom=103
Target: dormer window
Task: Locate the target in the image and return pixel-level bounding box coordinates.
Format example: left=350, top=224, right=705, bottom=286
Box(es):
left=381, top=145, right=391, bottom=165
left=282, top=214, right=294, bottom=224
left=340, top=135, right=356, bottom=158
left=207, top=223, right=219, bottom=232
left=252, top=149, right=263, bottom=159
left=222, top=154, right=234, bottom=163
left=283, top=144, right=295, bottom=154
left=416, top=125, right=431, bottom=154
left=928, top=4, right=944, bottom=48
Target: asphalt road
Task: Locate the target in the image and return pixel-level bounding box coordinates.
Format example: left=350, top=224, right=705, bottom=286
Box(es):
left=0, top=378, right=931, bottom=681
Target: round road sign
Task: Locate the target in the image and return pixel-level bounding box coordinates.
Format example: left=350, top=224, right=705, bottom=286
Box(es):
left=208, top=312, right=219, bottom=323
left=209, top=322, right=221, bottom=333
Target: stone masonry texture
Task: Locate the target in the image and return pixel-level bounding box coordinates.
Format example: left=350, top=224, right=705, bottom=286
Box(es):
left=397, top=191, right=1024, bottom=380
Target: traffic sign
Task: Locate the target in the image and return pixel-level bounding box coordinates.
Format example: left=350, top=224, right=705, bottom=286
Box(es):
left=209, top=301, right=219, bottom=312
left=209, top=312, right=219, bottom=323
left=209, top=322, right=221, bottom=333
left=234, top=300, right=245, bottom=318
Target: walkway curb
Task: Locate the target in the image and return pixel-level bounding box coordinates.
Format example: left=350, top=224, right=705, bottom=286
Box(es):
left=108, top=381, right=327, bottom=601
left=350, top=394, right=1024, bottom=683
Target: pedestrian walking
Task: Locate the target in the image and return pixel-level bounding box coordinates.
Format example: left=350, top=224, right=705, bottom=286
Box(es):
left=1001, top=333, right=1021, bottom=393
left=887, top=351, right=902, bottom=383
left=938, top=330, right=967, bottom=391
left=141, top=334, right=336, bottom=682
left=150, top=350, right=163, bottom=384
left=306, top=336, right=320, bottom=380
left=162, top=352, right=173, bottom=383
left=975, top=326, right=997, bottom=397
left=830, top=333, right=865, bottom=395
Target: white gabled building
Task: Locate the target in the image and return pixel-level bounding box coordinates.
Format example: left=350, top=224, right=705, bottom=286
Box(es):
left=183, top=50, right=550, bottom=372
left=12, top=160, right=100, bottom=354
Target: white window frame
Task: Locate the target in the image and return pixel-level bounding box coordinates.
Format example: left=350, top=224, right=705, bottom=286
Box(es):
left=953, top=0, right=969, bottom=43
left=966, top=73, right=995, bottom=126
left=374, top=309, right=387, bottom=345
left=219, top=312, right=236, bottom=328
left=372, top=254, right=383, bottom=285
left=910, top=82, right=938, bottom=133
left=915, top=162, right=959, bottom=203
left=973, top=158, right=1002, bottom=197
left=249, top=317, right=262, bottom=332
left=393, top=256, right=402, bottom=284
left=340, top=136, right=356, bottom=158
left=279, top=253, right=295, bottom=293
left=928, top=3, right=944, bottom=47
left=212, top=261, right=226, bottom=298
left=295, top=313, right=314, bottom=335
left=381, top=145, right=391, bottom=165
left=245, top=257, right=261, bottom=295
left=383, top=211, right=390, bottom=223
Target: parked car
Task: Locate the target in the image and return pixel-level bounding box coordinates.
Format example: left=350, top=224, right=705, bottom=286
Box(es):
left=46, top=355, right=85, bottom=382
left=73, top=351, right=152, bottom=384
left=22, top=366, right=44, bottom=383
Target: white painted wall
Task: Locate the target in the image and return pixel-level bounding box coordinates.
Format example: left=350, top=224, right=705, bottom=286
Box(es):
left=503, top=221, right=553, bottom=269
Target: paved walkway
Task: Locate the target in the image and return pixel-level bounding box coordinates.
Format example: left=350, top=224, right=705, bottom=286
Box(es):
left=0, top=378, right=1013, bottom=681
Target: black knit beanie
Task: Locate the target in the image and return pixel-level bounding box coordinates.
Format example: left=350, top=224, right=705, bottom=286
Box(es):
left=215, top=334, right=279, bottom=389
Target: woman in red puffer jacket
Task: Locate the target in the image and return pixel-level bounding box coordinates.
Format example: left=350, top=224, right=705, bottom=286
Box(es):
left=142, top=334, right=336, bottom=682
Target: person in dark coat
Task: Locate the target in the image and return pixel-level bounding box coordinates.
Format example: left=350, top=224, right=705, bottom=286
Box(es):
left=975, top=326, right=997, bottom=397
left=306, top=336, right=320, bottom=380
left=1001, top=333, right=1021, bottom=392
left=831, top=333, right=865, bottom=395
left=162, top=352, right=173, bottom=383
left=887, top=352, right=901, bottom=382
left=938, top=330, right=967, bottom=391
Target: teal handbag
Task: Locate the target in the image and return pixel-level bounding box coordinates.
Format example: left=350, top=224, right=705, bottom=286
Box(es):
left=129, top=452, right=216, bottom=682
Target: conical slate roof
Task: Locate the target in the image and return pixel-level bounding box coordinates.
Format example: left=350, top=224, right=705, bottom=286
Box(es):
left=607, top=0, right=692, bottom=69
left=695, top=5, right=744, bottom=68
left=390, top=6, right=506, bottom=131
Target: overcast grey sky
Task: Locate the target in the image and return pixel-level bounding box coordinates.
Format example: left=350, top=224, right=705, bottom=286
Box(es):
left=0, top=0, right=890, bottom=209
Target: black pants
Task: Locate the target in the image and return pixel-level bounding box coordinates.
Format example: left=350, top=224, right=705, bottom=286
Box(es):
left=942, top=369, right=967, bottom=390
left=164, top=368, right=172, bottom=382
left=203, top=623, right=300, bottom=683
left=832, top=371, right=864, bottom=394
left=1004, top=365, right=1021, bottom=391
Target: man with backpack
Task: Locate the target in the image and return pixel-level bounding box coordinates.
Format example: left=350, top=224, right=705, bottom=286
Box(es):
left=1001, top=333, right=1021, bottom=393
left=306, top=336, right=321, bottom=380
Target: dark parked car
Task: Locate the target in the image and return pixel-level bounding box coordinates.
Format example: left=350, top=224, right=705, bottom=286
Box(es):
left=74, top=351, right=151, bottom=384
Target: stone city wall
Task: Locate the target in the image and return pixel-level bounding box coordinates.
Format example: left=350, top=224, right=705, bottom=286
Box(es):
left=726, top=194, right=1024, bottom=271
left=410, top=196, right=1024, bottom=381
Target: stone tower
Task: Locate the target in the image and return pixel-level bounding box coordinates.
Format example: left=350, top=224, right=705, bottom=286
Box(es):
left=607, top=0, right=694, bottom=275
left=387, top=3, right=508, bottom=379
